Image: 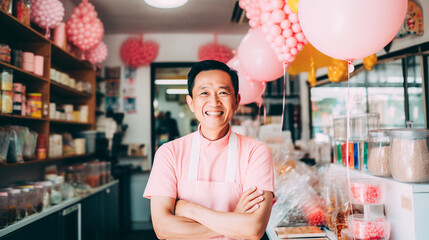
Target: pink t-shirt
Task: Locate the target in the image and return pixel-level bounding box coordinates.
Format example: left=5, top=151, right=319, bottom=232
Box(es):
left=144, top=127, right=274, bottom=200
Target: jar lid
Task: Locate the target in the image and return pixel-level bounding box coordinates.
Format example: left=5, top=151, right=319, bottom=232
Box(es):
left=369, top=129, right=390, bottom=137
left=17, top=185, right=34, bottom=189
left=390, top=129, right=429, bottom=139
left=28, top=93, right=42, bottom=97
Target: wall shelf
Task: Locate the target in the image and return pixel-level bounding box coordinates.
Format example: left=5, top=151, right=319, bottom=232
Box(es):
left=49, top=119, right=92, bottom=126
left=50, top=81, right=92, bottom=98
left=0, top=61, right=49, bottom=84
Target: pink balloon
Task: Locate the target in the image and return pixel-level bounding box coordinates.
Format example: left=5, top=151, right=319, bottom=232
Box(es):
left=270, top=25, right=282, bottom=36
left=291, top=23, right=301, bottom=33
left=274, top=35, right=286, bottom=46
left=270, top=0, right=284, bottom=10
left=288, top=12, right=298, bottom=23
left=260, top=12, right=271, bottom=24
left=282, top=28, right=293, bottom=38
left=280, top=19, right=291, bottom=29
left=286, top=37, right=297, bottom=47
left=238, top=29, right=284, bottom=82
left=299, top=0, right=407, bottom=60
left=227, top=56, right=266, bottom=105
left=283, top=4, right=292, bottom=14
left=295, top=32, right=305, bottom=42
left=271, top=9, right=285, bottom=23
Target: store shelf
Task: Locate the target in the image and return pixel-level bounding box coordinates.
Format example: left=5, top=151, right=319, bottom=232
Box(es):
left=0, top=61, right=49, bottom=84
left=0, top=113, right=47, bottom=121
left=48, top=153, right=95, bottom=161
left=50, top=81, right=92, bottom=98
left=0, top=9, right=48, bottom=44
left=0, top=154, right=95, bottom=169
left=49, top=119, right=92, bottom=126
left=50, top=43, right=93, bottom=71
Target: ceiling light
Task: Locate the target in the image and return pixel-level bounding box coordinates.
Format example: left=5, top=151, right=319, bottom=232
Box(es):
left=144, top=0, right=189, bottom=9
left=155, top=79, right=188, bottom=85
left=166, top=89, right=189, bottom=95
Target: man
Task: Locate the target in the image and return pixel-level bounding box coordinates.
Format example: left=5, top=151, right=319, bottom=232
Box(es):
left=144, top=60, right=274, bottom=239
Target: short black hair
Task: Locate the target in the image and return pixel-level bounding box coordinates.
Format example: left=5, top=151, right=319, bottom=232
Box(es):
left=187, top=60, right=239, bottom=98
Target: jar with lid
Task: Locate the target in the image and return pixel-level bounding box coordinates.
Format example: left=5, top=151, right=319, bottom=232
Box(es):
left=35, top=181, right=51, bottom=209
left=0, top=0, right=13, bottom=13
left=390, top=129, right=429, bottom=183
left=7, top=189, right=19, bottom=224
left=17, top=185, right=36, bottom=216
left=367, top=130, right=391, bottom=177
left=13, top=0, right=31, bottom=26
left=13, top=189, right=25, bottom=220
left=0, top=191, right=8, bottom=229
left=85, top=162, right=100, bottom=188
left=50, top=180, right=62, bottom=205
left=32, top=185, right=44, bottom=213
left=99, top=162, right=107, bottom=185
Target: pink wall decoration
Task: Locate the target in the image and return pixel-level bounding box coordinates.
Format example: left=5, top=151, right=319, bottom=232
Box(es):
left=198, top=35, right=233, bottom=63
left=66, top=0, right=104, bottom=52
left=120, top=35, right=159, bottom=68
left=30, top=0, right=64, bottom=37
left=85, top=42, right=108, bottom=64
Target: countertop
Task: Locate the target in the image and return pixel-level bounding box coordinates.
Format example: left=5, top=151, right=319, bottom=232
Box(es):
left=0, top=180, right=119, bottom=237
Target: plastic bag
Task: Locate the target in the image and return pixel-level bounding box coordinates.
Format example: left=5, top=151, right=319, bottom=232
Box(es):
left=0, top=128, right=10, bottom=164
left=6, top=127, right=23, bottom=163
left=22, top=129, right=37, bottom=159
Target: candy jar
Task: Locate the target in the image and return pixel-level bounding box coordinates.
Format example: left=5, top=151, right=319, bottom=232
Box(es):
left=0, top=191, right=8, bottom=229
left=368, top=130, right=391, bottom=177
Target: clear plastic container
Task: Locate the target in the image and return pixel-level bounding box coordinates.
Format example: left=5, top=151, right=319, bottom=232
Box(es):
left=347, top=214, right=390, bottom=239
left=33, top=185, right=44, bottom=213
left=14, top=189, right=26, bottom=220
left=85, top=162, right=100, bottom=188
left=367, top=129, right=391, bottom=177
left=35, top=181, right=51, bottom=209
left=349, top=179, right=385, bottom=205
left=50, top=180, right=62, bottom=205
left=350, top=114, right=369, bottom=141
left=99, top=162, right=106, bottom=185
left=390, top=129, right=429, bottom=183
left=0, top=191, right=8, bottom=228
left=7, top=189, right=19, bottom=224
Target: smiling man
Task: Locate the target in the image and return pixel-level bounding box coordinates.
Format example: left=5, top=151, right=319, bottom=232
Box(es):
left=144, top=60, right=274, bottom=240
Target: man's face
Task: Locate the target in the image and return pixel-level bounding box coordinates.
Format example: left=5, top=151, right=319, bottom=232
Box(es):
left=186, top=70, right=241, bottom=132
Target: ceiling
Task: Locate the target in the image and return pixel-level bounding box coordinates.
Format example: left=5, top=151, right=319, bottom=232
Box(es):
left=80, top=0, right=249, bottom=34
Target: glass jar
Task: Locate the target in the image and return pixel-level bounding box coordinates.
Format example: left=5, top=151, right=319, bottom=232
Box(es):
left=14, top=189, right=26, bottom=220
left=99, top=162, right=106, bottom=185
left=106, top=162, right=112, bottom=183
left=0, top=191, right=8, bottom=229
left=50, top=180, right=62, bottom=205
left=35, top=181, right=51, bottom=209
left=367, top=130, right=391, bottom=177
left=13, top=0, right=30, bottom=26
left=0, top=0, right=13, bottom=14
left=7, top=189, right=19, bottom=224
left=390, top=129, right=429, bottom=183
left=33, top=185, right=44, bottom=213
left=85, top=162, right=100, bottom=188
left=17, top=186, right=36, bottom=216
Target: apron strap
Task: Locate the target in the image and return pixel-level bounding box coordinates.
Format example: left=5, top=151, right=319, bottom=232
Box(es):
left=188, top=132, right=200, bottom=181
left=225, top=133, right=237, bottom=183
left=188, top=131, right=238, bottom=183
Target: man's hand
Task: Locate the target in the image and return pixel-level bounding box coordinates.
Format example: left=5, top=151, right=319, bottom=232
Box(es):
left=175, top=199, right=193, bottom=218
left=234, top=187, right=265, bottom=214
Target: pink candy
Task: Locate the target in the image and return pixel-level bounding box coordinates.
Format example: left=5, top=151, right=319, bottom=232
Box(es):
left=350, top=180, right=385, bottom=204
left=348, top=216, right=390, bottom=239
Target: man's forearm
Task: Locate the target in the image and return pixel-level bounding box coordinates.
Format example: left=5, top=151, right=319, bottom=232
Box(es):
left=178, top=192, right=273, bottom=240
left=153, top=213, right=220, bottom=239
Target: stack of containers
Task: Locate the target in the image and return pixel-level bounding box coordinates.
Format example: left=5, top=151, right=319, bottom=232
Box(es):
left=343, top=178, right=391, bottom=239
left=22, top=52, right=34, bottom=73
left=333, top=113, right=380, bottom=170
left=1, top=69, right=13, bottom=114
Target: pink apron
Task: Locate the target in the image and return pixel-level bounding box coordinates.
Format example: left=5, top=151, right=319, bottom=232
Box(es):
left=177, top=132, right=242, bottom=240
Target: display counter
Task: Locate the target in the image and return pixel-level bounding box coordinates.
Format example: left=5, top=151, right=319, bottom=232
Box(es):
left=0, top=180, right=119, bottom=239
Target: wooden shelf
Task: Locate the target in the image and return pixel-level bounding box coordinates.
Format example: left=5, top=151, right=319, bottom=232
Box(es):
left=0, top=9, right=48, bottom=44
left=50, top=43, right=93, bottom=71
left=0, top=154, right=95, bottom=169
left=0, top=61, right=49, bottom=84
left=49, top=119, right=92, bottom=126
left=48, top=153, right=95, bottom=161
left=0, top=113, right=47, bottom=121
left=50, top=81, right=92, bottom=98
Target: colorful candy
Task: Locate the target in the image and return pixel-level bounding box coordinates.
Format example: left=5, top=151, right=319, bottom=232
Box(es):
left=350, top=179, right=385, bottom=204
left=348, top=215, right=390, bottom=239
